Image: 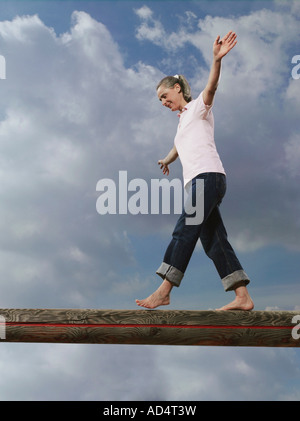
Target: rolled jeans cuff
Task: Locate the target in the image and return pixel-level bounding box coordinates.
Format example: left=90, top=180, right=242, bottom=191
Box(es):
left=156, top=262, right=183, bottom=287
left=221, top=270, right=250, bottom=292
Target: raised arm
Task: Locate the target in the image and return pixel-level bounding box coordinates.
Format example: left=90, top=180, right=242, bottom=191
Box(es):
left=203, top=31, right=237, bottom=106
left=158, top=145, right=178, bottom=176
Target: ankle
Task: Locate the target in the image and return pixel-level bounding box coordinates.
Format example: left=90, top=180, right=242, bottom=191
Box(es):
left=161, top=279, right=173, bottom=293
left=234, top=286, right=250, bottom=298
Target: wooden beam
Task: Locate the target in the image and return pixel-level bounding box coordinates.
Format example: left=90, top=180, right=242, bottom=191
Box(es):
left=0, top=308, right=299, bottom=347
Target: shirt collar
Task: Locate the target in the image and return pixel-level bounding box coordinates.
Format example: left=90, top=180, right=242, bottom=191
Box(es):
left=177, top=101, right=193, bottom=117
left=177, top=107, right=187, bottom=117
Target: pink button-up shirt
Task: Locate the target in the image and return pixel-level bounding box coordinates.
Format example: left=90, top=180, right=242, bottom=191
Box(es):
left=174, top=91, right=225, bottom=187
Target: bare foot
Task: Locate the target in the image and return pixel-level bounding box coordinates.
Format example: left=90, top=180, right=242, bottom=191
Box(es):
left=136, top=279, right=173, bottom=309
left=216, top=286, right=254, bottom=311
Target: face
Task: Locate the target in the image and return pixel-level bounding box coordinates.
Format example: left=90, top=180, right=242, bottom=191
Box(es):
left=157, top=83, right=183, bottom=112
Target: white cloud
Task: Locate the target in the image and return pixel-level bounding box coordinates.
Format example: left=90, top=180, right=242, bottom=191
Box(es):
left=0, top=10, right=171, bottom=309
left=135, top=10, right=166, bottom=46
left=150, top=346, right=300, bottom=401
left=134, top=5, right=153, bottom=20
left=0, top=343, right=168, bottom=400
left=134, top=5, right=187, bottom=50
left=0, top=342, right=299, bottom=401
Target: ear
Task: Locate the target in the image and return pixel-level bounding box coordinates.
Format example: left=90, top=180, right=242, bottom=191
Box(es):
left=174, top=83, right=182, bottom=94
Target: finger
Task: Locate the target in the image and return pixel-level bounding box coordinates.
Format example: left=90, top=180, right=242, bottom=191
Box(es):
left=227, top=32, right=237, bottom=44
left=214, top=35, right=221, bottom=45
left=224, top=30, right=233, bottom=40
left=229, top=32, right=237, bottom=42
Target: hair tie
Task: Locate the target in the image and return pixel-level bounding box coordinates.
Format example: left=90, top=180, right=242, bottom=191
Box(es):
left=173, top=74, right=179, bottom=79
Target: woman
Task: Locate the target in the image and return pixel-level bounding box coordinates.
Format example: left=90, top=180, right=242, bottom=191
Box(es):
left=136, top=31, right=254, bottom=311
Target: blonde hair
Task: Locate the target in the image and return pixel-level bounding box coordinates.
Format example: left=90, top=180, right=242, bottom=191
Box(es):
left=156, top=74, right=192, bottom=103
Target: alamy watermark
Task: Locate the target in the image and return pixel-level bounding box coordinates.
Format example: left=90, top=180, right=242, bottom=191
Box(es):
left=291, top=55, right=300, bottom=80
left=0, top=55, right=6, bottom=80
left=96, top=171, right=204, bottom=225
left=292, top=315, right=300, bottom=340
left=0, top=316, right=5, bottom=339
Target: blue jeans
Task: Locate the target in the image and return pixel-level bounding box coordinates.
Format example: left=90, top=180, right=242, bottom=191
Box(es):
left=156, top=173, right=250, bottom=291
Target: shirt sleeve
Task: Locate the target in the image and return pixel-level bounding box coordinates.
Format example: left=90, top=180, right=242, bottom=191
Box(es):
left=193, top=91, right=213, bottom=120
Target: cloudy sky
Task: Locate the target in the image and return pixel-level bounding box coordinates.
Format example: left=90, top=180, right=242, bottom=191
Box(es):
left=0, top=0, right=299, bottom=401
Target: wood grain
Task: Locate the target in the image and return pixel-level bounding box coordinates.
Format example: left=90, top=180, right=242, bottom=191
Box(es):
left=0, top=308, right=299, bottom=347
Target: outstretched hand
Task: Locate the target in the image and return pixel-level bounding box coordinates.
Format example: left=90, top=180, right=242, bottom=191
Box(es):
left=213, top=31, right=237, bottom=61
left=158, top=159, right=170, bottom=176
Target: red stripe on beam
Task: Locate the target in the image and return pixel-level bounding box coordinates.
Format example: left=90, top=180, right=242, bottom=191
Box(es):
left=3, top=322, right=294, bottom=330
